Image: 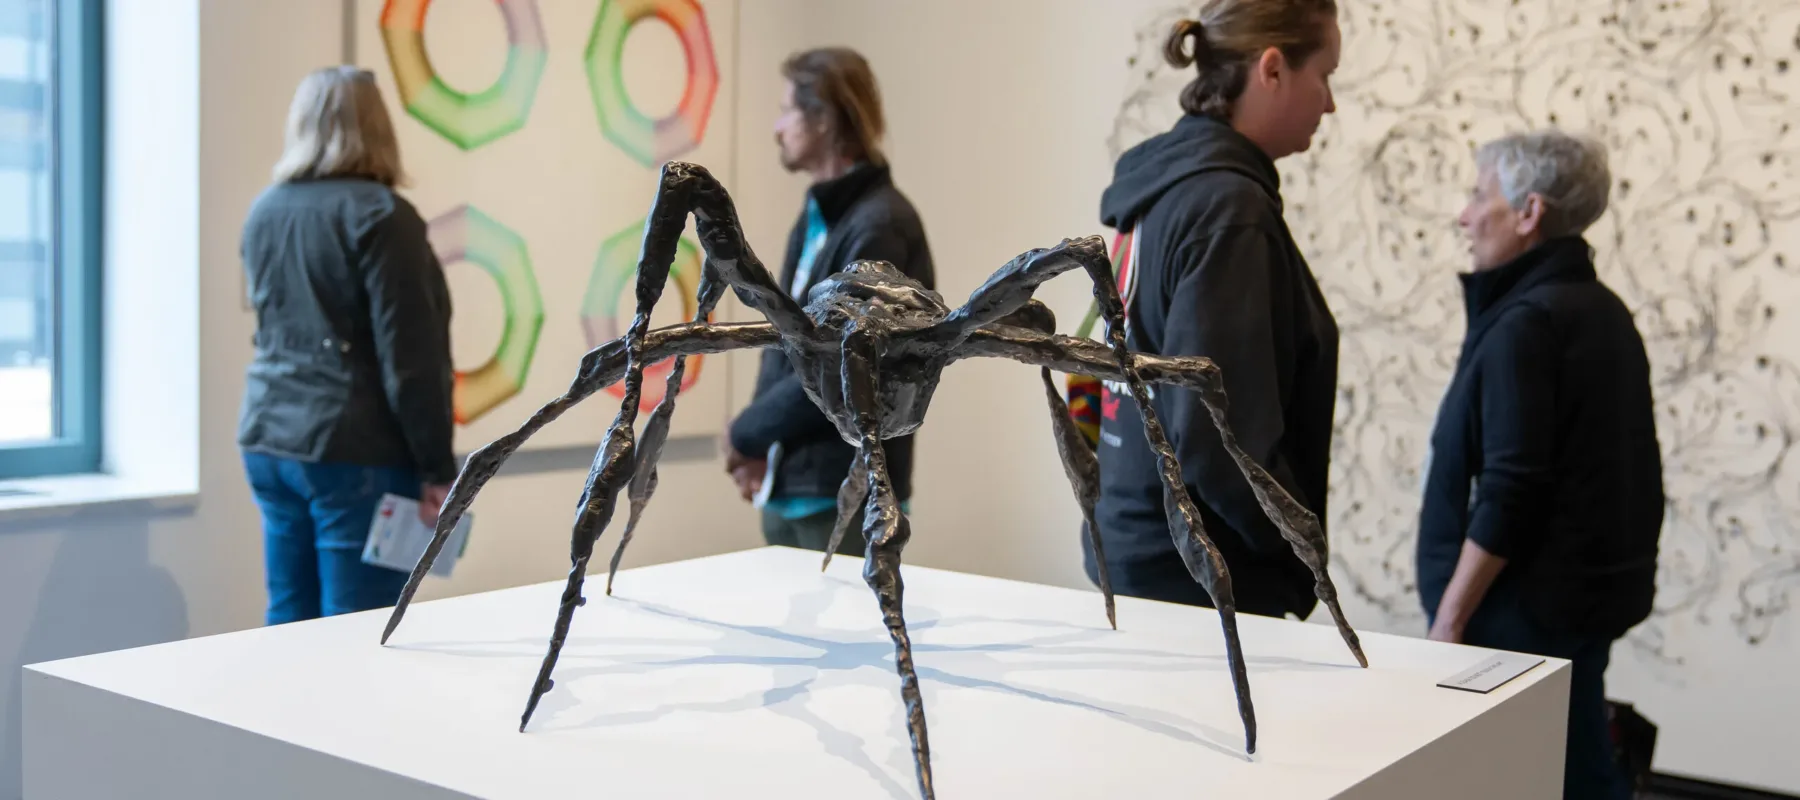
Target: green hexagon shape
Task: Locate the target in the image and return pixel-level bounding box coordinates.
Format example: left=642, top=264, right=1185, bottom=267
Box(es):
left=585, top=0, right=720, bottom=167
left=581, top=216, right=705, bottom=411
left=380, top=0, right=549, bottom=151
left=426, top=204, right=545, bottom=424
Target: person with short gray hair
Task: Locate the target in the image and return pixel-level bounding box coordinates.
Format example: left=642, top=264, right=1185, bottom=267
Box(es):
left=1473, top=130, right=1612, bottom=241
left=1416, top=128, right=1664, bottom=800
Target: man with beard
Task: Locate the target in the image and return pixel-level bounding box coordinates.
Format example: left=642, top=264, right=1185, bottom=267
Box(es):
left=725, top=48, right=936, bottom=555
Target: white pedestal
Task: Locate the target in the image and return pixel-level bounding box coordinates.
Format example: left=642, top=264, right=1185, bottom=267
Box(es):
left=24, top=546, right=1569, bottom=799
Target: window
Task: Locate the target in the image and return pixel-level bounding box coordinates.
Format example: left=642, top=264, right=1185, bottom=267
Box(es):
left=0, top=0, right=100, bottom=480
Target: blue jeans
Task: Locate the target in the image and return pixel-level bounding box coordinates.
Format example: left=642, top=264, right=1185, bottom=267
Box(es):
left=1437, top=579, right=1631, bottom=800
left=242, top=452, right=417, bottom=625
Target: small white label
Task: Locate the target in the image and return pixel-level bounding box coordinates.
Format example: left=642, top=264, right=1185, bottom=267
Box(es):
left=1436, top=651, right=1545, bottom=694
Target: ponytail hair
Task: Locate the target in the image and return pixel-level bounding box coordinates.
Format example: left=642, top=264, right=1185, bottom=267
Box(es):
left=1164, top=0, right=1338, bottom=120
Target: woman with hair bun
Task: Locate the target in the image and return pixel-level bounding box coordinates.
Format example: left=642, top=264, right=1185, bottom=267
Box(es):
left=1089, top=1, right=1343, bottom=620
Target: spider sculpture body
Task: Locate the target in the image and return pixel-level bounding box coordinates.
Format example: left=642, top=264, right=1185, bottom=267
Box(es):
left=379, top=161, right=1366, bottom=800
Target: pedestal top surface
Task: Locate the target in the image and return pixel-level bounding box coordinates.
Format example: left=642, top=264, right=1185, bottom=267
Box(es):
left=28, top=546, right=1561, bottom=799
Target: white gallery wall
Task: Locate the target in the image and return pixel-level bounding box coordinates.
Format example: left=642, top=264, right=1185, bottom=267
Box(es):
left=1, top=1, right=1795, bottom=797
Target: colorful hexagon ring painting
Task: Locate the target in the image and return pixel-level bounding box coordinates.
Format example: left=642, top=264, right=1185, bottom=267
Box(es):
left=586, top=0, right=720, bottom=167
left=582, top=218, right=707, bottom=411
left=380, top=0, right=548, bottom=151
left=427, top=204, right=545, bottom=425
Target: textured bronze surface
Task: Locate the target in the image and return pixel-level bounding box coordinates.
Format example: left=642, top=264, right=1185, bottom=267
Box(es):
left=379, top=161, right=1365, bottom=798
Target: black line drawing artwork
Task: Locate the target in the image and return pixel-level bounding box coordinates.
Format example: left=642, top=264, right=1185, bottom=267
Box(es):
left=1109, top=1, right=1800, bottom=674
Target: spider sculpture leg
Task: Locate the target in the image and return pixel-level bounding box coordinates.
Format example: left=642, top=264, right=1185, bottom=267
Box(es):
left=380, top=320, right=778, bottom=645
left=843, top=324, right=935, bottom=800
left=1038, top=364, right=1116, bottom=630
left=818, top=452, right=869, bottom=572
left=608, top=157, right=816, bottom=583
left=956, top=324, right=1368, bottom=667
left=517, top=166, right=717, bottom=731
left=914, top=235, right=1257, bottom=753
left=445, top=160, right=803, bottom=619
left=673, top=162, right=814, bottom=337
left=1070, top=242, right=1259, bottom=753
left=605, top=158, right=829, bottom=589
left=605, top=266, right=732, bottom=596
left=519, top=161, right=815, bottom=731
left=616, top=159, right=847, bottom=576
left=1179, top=365, right=1367, bottom=667
left=993, top=299, right=1116, bottom=629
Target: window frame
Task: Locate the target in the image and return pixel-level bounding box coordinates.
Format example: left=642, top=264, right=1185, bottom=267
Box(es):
left=0, top=0, right=104, bottom=480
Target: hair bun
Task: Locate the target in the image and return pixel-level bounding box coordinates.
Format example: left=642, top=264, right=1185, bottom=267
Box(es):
left=1163, top=19, right=1209, bottom=69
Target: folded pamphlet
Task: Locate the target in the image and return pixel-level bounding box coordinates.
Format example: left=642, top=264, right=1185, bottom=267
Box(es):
left=362, top=493, right=472, bottom=578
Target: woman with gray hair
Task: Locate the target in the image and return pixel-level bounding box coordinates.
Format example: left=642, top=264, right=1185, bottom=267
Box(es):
left=237, top=66, right=456, bottom=626
left=1417, top=129, right=1664, bottom=799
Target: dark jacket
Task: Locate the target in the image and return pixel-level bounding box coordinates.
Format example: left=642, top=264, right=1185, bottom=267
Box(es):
left=1090, top=114, right=1340, bottom=619
left=728, top=163, right=934, bottom=500
left=1417, top=236, right=1664, bottom=640
left=237, top=177, right=458, bottom=485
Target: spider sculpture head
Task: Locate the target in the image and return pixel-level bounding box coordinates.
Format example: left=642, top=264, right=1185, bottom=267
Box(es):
left=803, top=258, right=952, bottom=328
left=378, top=161, right=1366, bottom=800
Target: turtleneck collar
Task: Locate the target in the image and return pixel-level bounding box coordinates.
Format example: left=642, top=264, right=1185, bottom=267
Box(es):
left=1459, top=235, right=1597, bottom=325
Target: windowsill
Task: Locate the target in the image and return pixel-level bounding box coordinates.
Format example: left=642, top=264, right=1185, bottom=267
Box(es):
left=0, top=471, right=198, bottom=522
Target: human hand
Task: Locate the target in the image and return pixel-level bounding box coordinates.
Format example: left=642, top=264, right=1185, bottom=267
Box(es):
left=725, top=445, right=754, bottom=473
left=419, top=482, right=452, bottom=527
left=1426, top=615, right=1464, bottom=644
left=730, top=460, right=766, bottom=502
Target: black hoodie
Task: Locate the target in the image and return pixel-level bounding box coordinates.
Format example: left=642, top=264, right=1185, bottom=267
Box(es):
left=1087, top=114, right=1339, bottom=619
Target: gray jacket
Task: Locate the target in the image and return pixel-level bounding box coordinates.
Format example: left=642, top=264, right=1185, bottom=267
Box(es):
left=237, top=177, right=457, bottom=484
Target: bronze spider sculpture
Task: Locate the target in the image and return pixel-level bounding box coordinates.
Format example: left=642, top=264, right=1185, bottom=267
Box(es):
left=379, top=161, right=1366, bottom=800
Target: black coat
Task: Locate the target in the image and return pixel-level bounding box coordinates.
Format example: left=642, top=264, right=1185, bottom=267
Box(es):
left=236, top=178, right=458, bottom=485
left=727, top=163, right=934, bottom=500
left=1090, top=114, right=1340, bottom=619
left=1417, top=235, right=1665, bottom=640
